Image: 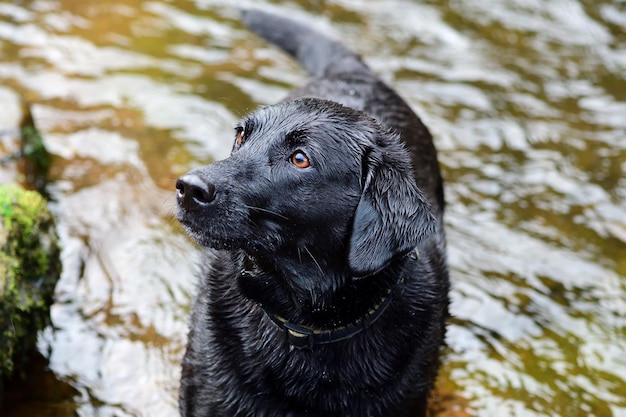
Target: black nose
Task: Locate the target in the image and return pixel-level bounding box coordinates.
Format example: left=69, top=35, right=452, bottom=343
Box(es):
left=176, top=174, right=216, bottom=210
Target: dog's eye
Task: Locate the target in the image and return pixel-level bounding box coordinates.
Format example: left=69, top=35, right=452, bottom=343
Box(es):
left=290, top=151, right=310, bottom=168
left=235, top=128, right=245, bottom=145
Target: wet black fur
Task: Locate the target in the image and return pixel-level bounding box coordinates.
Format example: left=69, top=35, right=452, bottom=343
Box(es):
left=176, top=9, right=449, bottom=417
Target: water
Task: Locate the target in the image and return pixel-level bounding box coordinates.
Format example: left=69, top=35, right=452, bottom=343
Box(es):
left=0, top=1, right=624, bottom=416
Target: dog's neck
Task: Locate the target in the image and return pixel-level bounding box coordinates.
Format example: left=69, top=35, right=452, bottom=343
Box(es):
left=263, top=274, right=405, bottom=349
left=236, top=251, right=411, bottom=348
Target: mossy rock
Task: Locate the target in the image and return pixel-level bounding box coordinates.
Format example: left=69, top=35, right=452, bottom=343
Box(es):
left=0, top=184, right=61, bottom=377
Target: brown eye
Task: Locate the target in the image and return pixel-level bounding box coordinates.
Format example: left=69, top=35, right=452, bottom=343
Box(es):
left=235, top=129, right=244, bottom=145
left=291, top=151, right=310, bottom=168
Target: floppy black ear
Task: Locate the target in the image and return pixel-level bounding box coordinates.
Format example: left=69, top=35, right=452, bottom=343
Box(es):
left=348, top=147, right=437, bottom=277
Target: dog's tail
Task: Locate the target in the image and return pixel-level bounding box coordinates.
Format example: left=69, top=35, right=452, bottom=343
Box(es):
left=241, top=9, right=365, bottom=78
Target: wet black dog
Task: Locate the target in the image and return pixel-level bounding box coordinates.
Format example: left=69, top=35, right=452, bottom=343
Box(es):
left=175, top=9, right=449, bottom=417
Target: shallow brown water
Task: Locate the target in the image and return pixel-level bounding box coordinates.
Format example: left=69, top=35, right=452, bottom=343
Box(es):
left=0, top=1, right=624, bottom=416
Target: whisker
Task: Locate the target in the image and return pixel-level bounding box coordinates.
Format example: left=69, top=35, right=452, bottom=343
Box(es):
left=304, top=246, right=324, bottom=275
left=244, top=205, right=290, bottom=220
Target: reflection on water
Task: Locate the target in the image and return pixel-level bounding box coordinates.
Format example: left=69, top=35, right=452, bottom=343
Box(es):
left=0, top=0, right=624, bottom=416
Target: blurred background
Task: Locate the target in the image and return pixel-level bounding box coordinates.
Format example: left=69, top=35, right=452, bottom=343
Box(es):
left=0, top=0, right=624, bottom=416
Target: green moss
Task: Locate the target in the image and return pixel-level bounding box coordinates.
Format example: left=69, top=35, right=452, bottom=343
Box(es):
left=19, top=102, right=51, bottom=192
left=0, top=184, right=61, bottom=377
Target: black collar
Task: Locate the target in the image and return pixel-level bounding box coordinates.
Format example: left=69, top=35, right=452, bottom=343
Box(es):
left=264, top=274, right=407, bottom=350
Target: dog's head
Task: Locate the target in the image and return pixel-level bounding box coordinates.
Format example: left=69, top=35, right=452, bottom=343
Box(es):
left=176, top=98, right=436, bottom=288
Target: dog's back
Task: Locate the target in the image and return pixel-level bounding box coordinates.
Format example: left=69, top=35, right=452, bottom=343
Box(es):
left=241, top=9, right=444, bottom=214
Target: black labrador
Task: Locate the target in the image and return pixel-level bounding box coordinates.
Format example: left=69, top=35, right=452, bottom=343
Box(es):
left=175, top=9, right=449, bottom=417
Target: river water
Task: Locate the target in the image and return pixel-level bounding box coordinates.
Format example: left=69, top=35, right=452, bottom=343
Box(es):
left=0, top=1, right=624, bottom=416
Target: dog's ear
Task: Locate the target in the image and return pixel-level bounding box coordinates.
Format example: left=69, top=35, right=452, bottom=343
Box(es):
left=348, top=144, right=437, bottom=278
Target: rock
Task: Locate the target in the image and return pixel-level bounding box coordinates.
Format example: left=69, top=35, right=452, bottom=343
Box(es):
left=0, top=184, right=61, bottom=378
